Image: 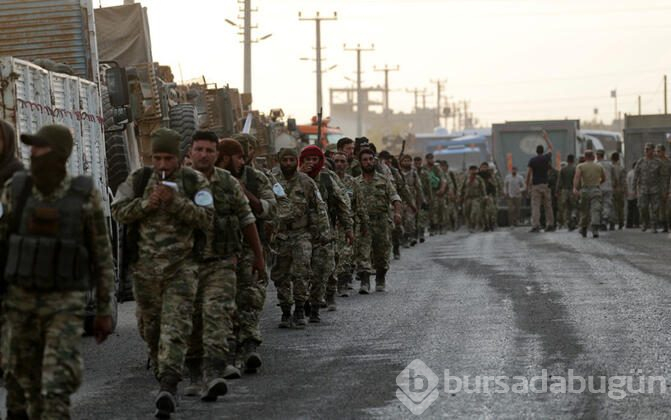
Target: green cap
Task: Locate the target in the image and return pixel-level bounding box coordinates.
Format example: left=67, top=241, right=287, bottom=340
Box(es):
left=232, top=133, right=257, bottom=157
left=151, top=128, right=181, bottom=156
left=20, top=124, right=73, bottom=160
left=277, top=147, right=297, bottom=160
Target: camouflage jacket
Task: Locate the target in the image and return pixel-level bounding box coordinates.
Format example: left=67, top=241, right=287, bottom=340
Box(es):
left=272, top=169, right=330, bottom=242
left=0, top=174, right=115, bottom=316
left=401, top=167, right=426, bottom=207
left=315, top=168, right=353, bottom=233
left=634, top=157, right=663, bottom=194
left=416, top=166, right=434, bottom=203
left=423, top=164, right=446, bottom=193
left=338, top=172, right=369, bottom=232
left=355, top=172, right=401, bottom=216
left=390, top=166, right=414, bottom=205
left=657, top=157, right=671, bottom=193
left=347, top=159, right=362, bottom=178
left=461, top=176, right=486, bottom=199
left=112, top=167, right=213, bottom=262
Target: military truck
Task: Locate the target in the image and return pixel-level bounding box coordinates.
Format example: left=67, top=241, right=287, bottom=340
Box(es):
left=623, top=114, right=671, bottom=171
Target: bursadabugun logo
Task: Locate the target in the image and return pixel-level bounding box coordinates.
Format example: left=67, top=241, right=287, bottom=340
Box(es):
left=396, top=359, right=439, bottom=415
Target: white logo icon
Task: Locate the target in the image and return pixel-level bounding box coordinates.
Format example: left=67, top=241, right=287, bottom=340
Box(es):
left=396, top=359, right=439, bottom=415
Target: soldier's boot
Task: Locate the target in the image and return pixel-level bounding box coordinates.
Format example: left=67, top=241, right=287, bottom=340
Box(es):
left=279, top=305, right=292, bottom=328
left=338, top=273, right=351, bottom=297
left=580, top=227, right=587, bottom=238
left=358, top=272, right=371, bottom=295
left=591, top=225, right=599, bottom=238
left=223, top=351, right=241, bottom=380
left=200, top=359, right=229, bottom=402
left=242, top=340, right=262, bottom=373
left=393, top=243, right=401, bottom=260
left=309, top=301, right=321, bottom=323
left=375, top=269, right=387, bottom=292
left=293, top=304, right=307, bottom=328
left=154, top=374, right=179, bottom=419
left=326, top=293, right=337, bottom=311
left=183, top=359, right=203, bottom=397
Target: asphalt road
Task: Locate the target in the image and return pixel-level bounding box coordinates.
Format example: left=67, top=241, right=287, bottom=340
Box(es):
left=10, top=227, right=671, bottom=419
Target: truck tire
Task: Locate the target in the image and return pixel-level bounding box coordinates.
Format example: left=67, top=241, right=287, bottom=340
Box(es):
left=169, top=104, right=198, bottom=157
left=105, top=134, right=130, bottom=194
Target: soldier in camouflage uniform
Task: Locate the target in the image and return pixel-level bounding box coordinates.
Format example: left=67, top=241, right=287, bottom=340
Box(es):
left=379, top=151, right=413, bottom=259
left=424, top=153, right=447, bottom=235
left=655, top=145, right=671, bottom=232
left=414, top=156, right=432, bottom=242
left=634, top=143, right=663, bottom=233
left=299, top=145, right=352, bottom=318
left=399, top=154, right=425, bottom=246
left=0, top=125, right=114, bottom=419
left=181, top=134, right=263, bottom=401
left=112, top=128, right=214, bottom=416
left=439, top=161, right=459, bottom=232
left=556, top=154, right=578, bottom=230
left=271, top=148, right=330, bottom=328
left=611, top=152, right=627, bottom=230
left=574, top=150, right=605, bottom=238
left=355, top=148, right=402, bottom=293
left=596, top=149, right=618, bottom=230
left=333, top=151, right=369, bottom=296
left=460, top=165, right=486, bottom=232
left=478, top=162, right=498, bottom=231
left=227, top=133, right=288, bottom=375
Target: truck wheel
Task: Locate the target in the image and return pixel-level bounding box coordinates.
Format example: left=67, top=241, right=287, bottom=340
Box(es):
left=105, top=134, right=130, bottom=194
left=169, top=104, right=198, bottom=157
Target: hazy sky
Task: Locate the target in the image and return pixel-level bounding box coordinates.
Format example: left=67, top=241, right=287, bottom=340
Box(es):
left=99, top=0, right=671, bottom=130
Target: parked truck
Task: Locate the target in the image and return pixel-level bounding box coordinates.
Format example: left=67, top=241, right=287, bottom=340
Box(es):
left=623, top=114, right=671, bottom=171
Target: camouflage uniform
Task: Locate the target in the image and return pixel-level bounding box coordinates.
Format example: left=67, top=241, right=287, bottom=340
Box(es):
left=634, top=157, right=663, bottom=229
left=576, top=161, right=605, bottom=234
left=335, top=173, right=368, bottom=287
left=312, top=169, right=352, bottom=307
left=390, top=166, right=413, bottom=255
left=424, top=164, right=446, bottom=233
left=400, top=167, right=425, bottom=245
left=478, top=171, right=498, bottom=230
left=347, top=158, right=362, bottom=177
left=557, top=163, right=577, bottom=228
left=461, top=176, right=486, bottom=231
left=444, top=171, right=459, bottom=231
left=416, top=166, right=433, bottom=240
left=597, top=159, right=617, bottom=227
left=612, top=164, right=627, bottom=228
left=185, top=167, right=255, bottom=379
left=656, top=157, right=671, bottom=230
left=112, top=167, right=213, bottom=381
left=355, top=172, right=400, bottom=278
left=271, top=169, right=329, bottom=320
left=1, top=174, right=114, bottom=419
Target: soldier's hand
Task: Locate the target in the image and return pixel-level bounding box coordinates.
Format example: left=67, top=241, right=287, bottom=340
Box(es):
left=346, top=230, right=354, bottom=245
left=94, top=315, right=113, bottom=344
left=156, top=185, right=175, bottom=206
left=393, top=212, right=402, bottom=226
left=252, top=255, right=266, bottom=274
left=299, top=161, right=313, bottom=173
left=147, top=189, right=162, bottom=210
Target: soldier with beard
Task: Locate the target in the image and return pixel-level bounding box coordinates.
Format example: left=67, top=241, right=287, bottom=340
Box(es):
left=271, top=148, right=329, bottom=328
left=225, top=133, right=289, bottom=375
left=399, top=154, right=425, bottom=246
left=333, top=151, right=369, bottom=296
left=112, top=128, right=213, bottom=417
left=460, top=165, right=487, bottom=232
left=299, top=145, right=352, bottom=318
left=414, top=156, right=432, bottom=242
left=355, top=148, right=402, bottom=293
left=183, top=133, right=262, bottom=401
left=634, top=143, right=663, bottom=232
left=1, top=125, right=114, bottom=419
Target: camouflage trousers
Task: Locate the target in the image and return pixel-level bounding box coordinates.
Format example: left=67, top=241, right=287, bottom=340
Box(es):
left=233, top=246, right=268, bottom=346
left=480, top=196, right=497, bottom=228
left=186, top=258, right=237, bottom=374
left=579, top=187, right=602, bottom=230
left=429, top=194, right=447, bottom=231
left=133, top=258, right=198, bottom=380
left=558, top=189, right=578, bottom=227
left=657, top=191, right=669, bottom=228
left=638, top=192, right=660, bottom=228
left=463, top=197, right=482, bottom=230
left=334, top=224, right=354, bottom=277
left=613, top=191, right=625, bottom=226
left=310, top=241, right=335, bottom=304
left=601, top=190, right=614, bottom=225
left=402, top=203, right=417, bottom=244
left=354, top=222, right=373, bottom=274
left=368, top=216, right=392, bottom=271
left=417, top=205, right=430, bottom=239
left=271, top=231, right=312, bottom=307
left=3, top=286, right=85, bottom=419
left=446, top=201, right=459, bottom=231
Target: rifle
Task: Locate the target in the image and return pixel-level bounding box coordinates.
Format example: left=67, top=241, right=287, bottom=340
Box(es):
left=315, top=107, right=323, bottom=147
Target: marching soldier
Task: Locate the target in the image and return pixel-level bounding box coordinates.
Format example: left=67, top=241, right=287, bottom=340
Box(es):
left=634, top=143, right=663, bottom=233
left=460, top=165, right=487, bottom=232
left=573, top=150, right=605, bottom=238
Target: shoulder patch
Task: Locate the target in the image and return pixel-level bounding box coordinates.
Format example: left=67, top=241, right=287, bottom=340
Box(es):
left=272, top=182, right=286, bottom=198
left=194, top=190, right=214, bottom=207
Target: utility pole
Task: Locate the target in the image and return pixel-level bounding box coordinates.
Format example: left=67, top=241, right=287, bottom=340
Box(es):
left=665, top=75, right=668, bottom=114
left=611, top=89, right=618, bottom=129
left=344, top=44, right=375, bottom=136
left=431, top=79, right=447, bottom=128
left=420, top=90, right=433, bottom=110
left=638, top=95, right=642, bottom=115
left=299, top=12, right=337, bottom=113
left=374, top=65, right=399, bottom=116
left=406, top=88, right=420, bottom=111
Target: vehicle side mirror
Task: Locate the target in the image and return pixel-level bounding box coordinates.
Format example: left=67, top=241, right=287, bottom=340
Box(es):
left=106, top=67, right=130, bottom=107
